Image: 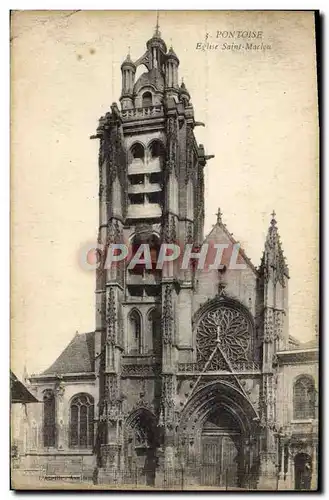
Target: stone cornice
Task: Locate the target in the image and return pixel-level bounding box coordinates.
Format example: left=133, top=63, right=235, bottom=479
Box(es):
left=29, top=372, right=96, bottom=383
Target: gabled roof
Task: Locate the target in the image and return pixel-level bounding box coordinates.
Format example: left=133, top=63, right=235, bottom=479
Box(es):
left=203, top=209, right=259, bottom=276
left=42, top=332, right=95, bottom=376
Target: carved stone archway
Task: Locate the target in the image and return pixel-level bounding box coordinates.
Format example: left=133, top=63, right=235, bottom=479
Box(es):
left=178, top=381, right=260, bottom=488
left=124, top=407, right=159, bottom=486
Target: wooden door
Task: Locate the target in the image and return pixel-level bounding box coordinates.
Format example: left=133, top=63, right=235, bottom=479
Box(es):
left=201, top=434, right=239, bottom=487
left=201, top=437, right=222, bottom=486
left=221, top=435, right=239, bottom=487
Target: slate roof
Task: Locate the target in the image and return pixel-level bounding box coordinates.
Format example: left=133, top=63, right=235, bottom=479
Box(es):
left=42, top=332, right=95, bottom=375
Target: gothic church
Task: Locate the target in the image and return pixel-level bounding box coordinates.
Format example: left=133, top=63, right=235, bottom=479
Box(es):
left=12, top=26, right=318, bottom=490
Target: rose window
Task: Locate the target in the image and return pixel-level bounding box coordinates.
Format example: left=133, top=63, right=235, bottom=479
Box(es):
left=196, top=306, right=251, bottom=367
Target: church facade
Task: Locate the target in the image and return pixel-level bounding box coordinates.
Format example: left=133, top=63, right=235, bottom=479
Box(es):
left=13, top=27, right=319, bottom=490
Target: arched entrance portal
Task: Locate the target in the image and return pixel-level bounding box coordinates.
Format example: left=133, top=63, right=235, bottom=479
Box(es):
left=124, top=408, right=158, bottom=486
left=294, top=453, right=312, bottom=490
left=201, top=406, right=243, bottom=487
left=179, top=381, right=260, bottom=489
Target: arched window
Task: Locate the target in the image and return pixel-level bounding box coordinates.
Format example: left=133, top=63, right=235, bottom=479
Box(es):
left=69, top=394, right=94, bottom=448
left=147, top=308, right=161, bottom=355
left=129, top=309, right=142, bottom=354
left=43, top=389, right=56, bottom=448
left=131, top=143, right=145, bottom=161
left=149, top=140, right=165, bottom=159
left=293, top=376, right=316, bottom=420
left=142, top=92, right=152, bottom=107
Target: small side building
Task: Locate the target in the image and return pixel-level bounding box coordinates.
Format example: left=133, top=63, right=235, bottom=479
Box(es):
left=17, top=333, right=97, bottom=480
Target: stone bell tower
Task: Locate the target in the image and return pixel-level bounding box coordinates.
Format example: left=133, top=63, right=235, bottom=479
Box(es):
left=91, top=22, right=214, bottom=481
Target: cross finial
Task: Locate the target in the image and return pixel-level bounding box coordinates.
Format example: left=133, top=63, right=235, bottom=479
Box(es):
left=216, top=207, right=222, bottom=224
left=271, top=210, right=277, bottom=226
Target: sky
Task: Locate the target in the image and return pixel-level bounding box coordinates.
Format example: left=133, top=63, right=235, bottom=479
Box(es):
left=11, top=10, right=318, bottom=376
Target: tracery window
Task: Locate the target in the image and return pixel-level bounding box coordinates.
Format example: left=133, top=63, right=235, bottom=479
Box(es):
left=148, top=308, right=161, bottom=355
left=293, top=376, right=316, bottom=420
left=43, top=389, right=56, bottom=448
left=69, top=394, right=94, bottom=448
left=196, top=304, right=251, bottom=370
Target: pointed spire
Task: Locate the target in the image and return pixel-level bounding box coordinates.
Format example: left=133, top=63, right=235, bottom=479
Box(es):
left=146, top=11, right=167, bottom=56
left=267, top=210, right=280, bottom=246
left=154, top=10, right=161, bottom=37
left=261, top=210, right=289, bottom=283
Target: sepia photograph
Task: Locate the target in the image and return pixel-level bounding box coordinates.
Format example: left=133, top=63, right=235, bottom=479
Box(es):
left=10, top=10, right=319, bottom=490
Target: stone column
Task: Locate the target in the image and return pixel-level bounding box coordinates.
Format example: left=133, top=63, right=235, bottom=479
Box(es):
left=55, top=381, right=65, bottom=450
left=277, top=440, right=286, bottom=489
left=161, top=278, right=178, bottom=488
left=98, top=442, right=120, bottom=484
left=163, top=430, right=176, bottom=488
left=97, top=412, right=120, bottom=484
left=258, top=452, right=277, bottom=490
left=257, top=426, right=278, bottom=490
left=279, top=444, right=284, bottom=479
left=97, top=389, right=122, bottom=484
left=289, top=451, right=295, bottom=490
